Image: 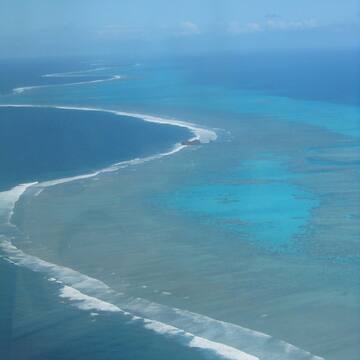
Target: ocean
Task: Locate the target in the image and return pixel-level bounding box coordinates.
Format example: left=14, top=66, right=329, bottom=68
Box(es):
left=0, top=50, right=359, bottom=360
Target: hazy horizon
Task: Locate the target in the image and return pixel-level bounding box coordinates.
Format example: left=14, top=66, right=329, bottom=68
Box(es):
left=1, top=0, right=359, bottom=58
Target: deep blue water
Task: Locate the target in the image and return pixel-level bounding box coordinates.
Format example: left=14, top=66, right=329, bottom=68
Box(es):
left=0, top=107, right=190, bottom=190
left=0, top=56, right=119, bottom=95
left=182, top=49, right=360, bottom=106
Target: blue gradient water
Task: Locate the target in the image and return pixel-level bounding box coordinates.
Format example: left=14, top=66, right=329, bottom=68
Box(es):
left=0, top=50, right=359, bottom=360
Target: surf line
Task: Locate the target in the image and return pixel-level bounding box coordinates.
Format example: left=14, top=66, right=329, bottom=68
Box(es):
left=12, top=73, right=123, bottom=94
left=0, top=230, right=324, bottom=360
left=0, top=105, right=257, bottom=360
left=1, top=237, right=257, bottom=360
left=42, top=67, right=111, bottom=78
left=0, top=215, right=324, bottom=360
left=0, top=105, right=324, bottom=360
left=0, top=103, right=216, bottom=190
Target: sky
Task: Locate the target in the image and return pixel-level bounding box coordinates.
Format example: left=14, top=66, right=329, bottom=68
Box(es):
left=1, top=0, right=359, bottom=58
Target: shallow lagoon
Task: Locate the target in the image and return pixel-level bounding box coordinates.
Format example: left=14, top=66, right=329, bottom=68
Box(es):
left=163, top=158, right=318, bottom=252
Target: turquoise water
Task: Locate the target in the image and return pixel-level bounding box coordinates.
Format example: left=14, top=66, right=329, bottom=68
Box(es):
left=0, top=51, right=359, bottom=360
left=163, top=158, right=317, bottom=252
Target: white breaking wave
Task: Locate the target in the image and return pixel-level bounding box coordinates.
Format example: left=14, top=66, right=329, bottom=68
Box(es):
left=0, top=105, right=322, bottom=360
left=42, top=67, right=111, bottom=78
left=12, top=65, right=120, bottom=95
left=0, top=238, right=257, bottom=360
left=12, top=75, right=122, bottom=95
left=0, top=235, right=323, bottom=360
left=59, top=286, right=122, bottom=313
left=0, top=182, right=37, bottom=225
left=0, top=104, right=216, bottom=190
left=59, top=286, right=257, bottom=360
left=0, top=181, right=323, bottom=360
left=0, top=104, right=216, bottom=143
left=36, top=143, right=186, bottom=189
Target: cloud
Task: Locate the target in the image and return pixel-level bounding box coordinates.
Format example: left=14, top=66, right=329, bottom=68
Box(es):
left=228, top=17, right=319, bottom=34
left=266, top=18, right=318, bottom=31
left=178, top=21, right=201, bottom=35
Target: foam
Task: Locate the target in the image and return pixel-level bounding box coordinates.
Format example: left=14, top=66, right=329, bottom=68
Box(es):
left=0, top=104, right=217, bottom=143
left=0, top=239, right=113, bottom=297
left=59, top=286, right=120, bottom=312
left=189, top=336, right=258, bottom=360
left=59, top=284, right=259, bottom=359
left=0, top=182, right=37, bottom=224
left=10, top=66, right=216, bottom=142
left=1, top=237, right=258, bottom=360
left=0, top=237, right=323, bottom=360
left=143, top=320, right=259, bottom=360
left=114, top=111, right=217, bottom=144
left=0, top=104, right=216, bottom=190
left=35, top=142, right=186, bottom=189
left=42, top=67, right=110, bottom=78
left=125, top=298, right=325, bottom=360
left=0, top=239, right=257, bottom=359
left=12, top=75, right=122, bottom=95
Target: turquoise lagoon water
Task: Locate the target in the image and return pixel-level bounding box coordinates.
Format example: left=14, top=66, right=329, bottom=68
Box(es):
left=0, top=52, right=359, bottom=360
left=162, top=158, right=318, bottom=253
